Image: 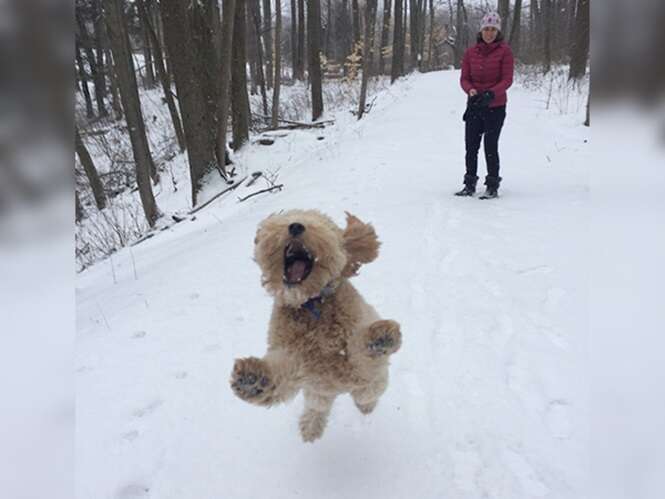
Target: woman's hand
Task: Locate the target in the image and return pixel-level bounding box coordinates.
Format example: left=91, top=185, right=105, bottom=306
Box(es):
left=469, top=89, right=478, bottom=97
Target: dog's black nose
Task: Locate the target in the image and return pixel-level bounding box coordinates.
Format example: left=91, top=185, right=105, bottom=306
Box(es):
left=288, top=222, right=305, bottom=237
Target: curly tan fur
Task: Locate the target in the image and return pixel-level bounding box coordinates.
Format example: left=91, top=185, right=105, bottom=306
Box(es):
left=231, top=210, right=401, bottom=442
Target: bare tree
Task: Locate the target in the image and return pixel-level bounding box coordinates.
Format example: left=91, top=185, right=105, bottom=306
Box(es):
left=160, top=0, right=219, bottom=206
left=105, top=49, right=123, bottom=120
left=91, top=0, right=108, bottom=103
left=137, top=2, right=156, bottom=88
left=352, top=0, right=360, bottom=48
left=290, top=0, right=298, bottom=78
left=358, top=0, right=378, bottom=119
left=271, top=0, right=282, bottom=128
left=379, top=0, right=392, bottom=75
left=497, top=0, right=510, bottom=34
left=568, top=0, right=589, bottom=80
left=76, top=3, right=108, bottom=116
left=391, top=0, right=405, bottom=82
left=543, top=0, right=553, bottom=73
left=427, top=0, right=435, bottom=70
left=76, top=190, right=84, bottom=223
left=76, top=39, right=95, bottom=118
left=216, top=0, right=237, bottom=172
left=453, top=0, right=468, bottom=69
left=308, top=0, right=324, bottom=121
left=75, top=125, right=107, bottom=210
left=232, top=0, right=251, bottom=149
left=509, top=0, right=523, bottom=57
left=263, top=0, right=273, bottom=89
left=104, top=0, right=160, bottom=226
left=136, top=0, right=185, bottom=151
left=296, top=0, right=305, bottom=79
left=249, top=0, right=270, bottom=115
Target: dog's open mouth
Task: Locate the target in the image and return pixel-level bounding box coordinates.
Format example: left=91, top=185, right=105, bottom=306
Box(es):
left=283, top=240, right=313, bottom=285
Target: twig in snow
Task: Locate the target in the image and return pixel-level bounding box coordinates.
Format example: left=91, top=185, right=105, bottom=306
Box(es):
left=246, top=171, right=263, bottom=187
left=237, top=184, right=284, bottom=202
left=189, top=176, right=248, bottom=215
left=129, top=248, right=138, bottom=280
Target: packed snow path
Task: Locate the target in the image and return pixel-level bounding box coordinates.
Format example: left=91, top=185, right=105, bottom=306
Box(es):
left=77, top=70, right=589, bottom=499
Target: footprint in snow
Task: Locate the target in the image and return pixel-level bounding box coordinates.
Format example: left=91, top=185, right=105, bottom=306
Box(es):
left=545, top=399, right=573, bottom=440
left=132, top=400, right=163, bottom=418
left=115, top=483, right=150, bottom=498
left=121, top=430, right=139, bottom=442
left=174, top=371, right=188, bottom=380
left=132, top=331, right=147, bottom=339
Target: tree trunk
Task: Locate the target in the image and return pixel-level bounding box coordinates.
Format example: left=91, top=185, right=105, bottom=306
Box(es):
left=75, top=125, right=107, bottom=210
left=136, top=0, right=186, bottom=151
left=137, top=3, right=156, bottom=88
left=352, top=0, right=360, bottom=48
left=104, top=0, right=160, bottom=226
left=358, top=0, right=378, bottom=119
left=498, top=0, right=510, bottom=34
left=263, top=0, right=273, bottom=89
left=231, top=0, right=251, bottom=149
left=290, top=0, right=297, bottom=78
left=427, top=0, right=435, bottom=70
left=307, top=0, right=324, bottom=121
left=216, top=0, right=237, bottom=172
left=271, top=0, right=282, bottom=128
left=379, top=0, right=392, bottom=75
left=75, top=190, right=84, bottom=223
left=453, top=0, right=465, bottom=68
left=509, top=0, right=523, bottom=57
left=92, top=0, right=108, bottom=104
left=391, top=0, right=404, bottom=82
left=324, top=0, right=332, bottom=60
left=76, top=7, right=108, bottom=117
left=161, top=0, right=220, bottom=206
left=566, top=0, right=576, bottom=50
left=418, top=0, right=426, bottom=71
left=249, top=0, right=270, bottom=116
left=76, top=40, right=95, bottom=118
left=246, top=0, right=259, bottom=94
left=296, top=0, right=306, bottom=80
left=105, top=47, right=123, bottom=120
left=568, top=0, right=589, bottom=80
left=543, top=0, right=552, bottom=73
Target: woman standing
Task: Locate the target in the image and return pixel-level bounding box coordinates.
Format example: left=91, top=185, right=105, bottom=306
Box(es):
left=456, top=12, right=514, bottom=199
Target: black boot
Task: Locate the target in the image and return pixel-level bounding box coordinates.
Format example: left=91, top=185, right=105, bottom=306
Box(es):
left=479, top=176, right=501, bottom=200
left=455, top=174, right=478, bottom=197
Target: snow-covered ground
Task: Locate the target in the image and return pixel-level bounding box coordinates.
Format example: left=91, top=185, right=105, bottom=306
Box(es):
left=76, top=70, right=591, bottom=499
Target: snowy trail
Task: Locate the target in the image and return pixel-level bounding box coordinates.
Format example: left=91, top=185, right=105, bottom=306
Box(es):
left=77, top=71, right=589, bottom=499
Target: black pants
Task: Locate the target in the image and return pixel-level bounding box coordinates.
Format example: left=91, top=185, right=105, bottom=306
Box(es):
left=465, top=105, right=506, bottom=180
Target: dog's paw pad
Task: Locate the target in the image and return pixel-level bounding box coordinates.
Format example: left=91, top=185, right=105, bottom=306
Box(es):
left=230, top=358, right=274, bottom=401
left=366, top=320, right=402, bottom=357
left=355, top=400, right=378, bottom=414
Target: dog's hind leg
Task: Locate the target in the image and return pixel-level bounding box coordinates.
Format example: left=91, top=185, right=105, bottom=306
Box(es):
left=299, top=390, right=335, bottom=442
left=351, top=370, right=388, bottom=415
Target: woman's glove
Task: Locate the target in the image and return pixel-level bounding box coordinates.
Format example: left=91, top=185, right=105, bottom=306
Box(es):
left=477, top=90, right=495, bottom=108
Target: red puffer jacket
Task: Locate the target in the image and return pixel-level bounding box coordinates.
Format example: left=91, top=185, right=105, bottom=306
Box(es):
left=460, top=41, right=514, bottom=108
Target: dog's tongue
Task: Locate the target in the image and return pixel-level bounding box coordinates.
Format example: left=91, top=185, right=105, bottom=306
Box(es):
left=286, top=260, right=307, bottom=282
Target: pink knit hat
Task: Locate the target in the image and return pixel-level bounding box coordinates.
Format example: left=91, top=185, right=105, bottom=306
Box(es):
left=480, top=12, right=502, bottom=30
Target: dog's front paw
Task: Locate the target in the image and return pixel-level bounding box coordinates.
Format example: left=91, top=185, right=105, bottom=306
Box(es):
left=366, top=320, right=402, bottom=357
left=230, top=357, right=276, bottom=405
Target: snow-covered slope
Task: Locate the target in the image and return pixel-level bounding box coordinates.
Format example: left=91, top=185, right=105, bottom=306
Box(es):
left=76, top=70, right=589, bottom=499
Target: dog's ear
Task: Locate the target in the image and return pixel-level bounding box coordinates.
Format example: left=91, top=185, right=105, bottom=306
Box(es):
left=341, top=212, right=380, bottom=277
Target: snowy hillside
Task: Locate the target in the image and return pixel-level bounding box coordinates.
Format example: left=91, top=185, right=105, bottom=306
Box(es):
left=76, top=70, right=590, bottom=499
